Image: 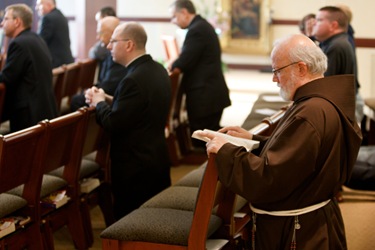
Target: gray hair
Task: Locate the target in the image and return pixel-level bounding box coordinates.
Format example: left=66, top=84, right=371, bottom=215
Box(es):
left=289, top=45, right=327, bottom=75
left=273, top=34, right=328, bottom=75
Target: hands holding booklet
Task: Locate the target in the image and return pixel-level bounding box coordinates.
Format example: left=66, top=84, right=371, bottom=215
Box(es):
left=192, top=128, right=259, bottom=152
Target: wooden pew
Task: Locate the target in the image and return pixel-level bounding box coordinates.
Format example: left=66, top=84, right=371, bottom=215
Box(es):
left=166, top=71, right=183, bottom=166
left=59, top=62, right=82, bottom=115
left=0, top=124, right=47, bottom=250
left=77, top=58, right=98, bottom=91
left=46, top=106, right=112, bottom=245
left=168, top=71, right=207, bottom=166
left=100, top=154, right=223, bottom=250
left=0, top=83, right=6, bottom=123
left=52, top=66, right=67, bottom=112
left=38, top=110, right=89, bottom=250
left=99, top=105, right=289, bottom=249
left=77, top=106, right=113, bottom=243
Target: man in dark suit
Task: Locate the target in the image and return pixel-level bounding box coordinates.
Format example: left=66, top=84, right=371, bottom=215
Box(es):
left=70, top=16, right=127, bottom=111
left=0, top=4, right=58, bottom=132
left=85, top=22, right=171, bottom=220
left=169, top=0, right=231, bottom=148
left=36, top=0, right=74, bottom=68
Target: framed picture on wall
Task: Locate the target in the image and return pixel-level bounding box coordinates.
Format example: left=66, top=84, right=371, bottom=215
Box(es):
left=220, top=0, right=271, bottom=55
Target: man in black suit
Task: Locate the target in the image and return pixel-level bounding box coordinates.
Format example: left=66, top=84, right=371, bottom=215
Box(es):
left=0, top=4, right=58, bottom=132
left=169, top=0, right=231, bottom=148
left=86, top=22, right=171, bottom=220
left=35, top=0, right=74, bottom=68
left=70, top=16, right=127, bottom=111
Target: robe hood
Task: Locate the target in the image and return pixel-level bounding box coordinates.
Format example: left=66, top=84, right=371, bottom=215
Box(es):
left=293, top=74, right=362, bottom=183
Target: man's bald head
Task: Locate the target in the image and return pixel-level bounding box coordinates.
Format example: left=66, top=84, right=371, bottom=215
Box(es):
left=35, top=0, right=55, bottom=16
left=99, top=16, right=120, bottom=34
left=97, top=16, right=120, bottom=46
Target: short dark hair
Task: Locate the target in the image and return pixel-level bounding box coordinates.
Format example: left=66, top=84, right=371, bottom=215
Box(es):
left=299, top=13, right=315, bottom=33
left=100, top=6, right=116, bottom=18
left=319, top=6, right=348, bottom=30
left=172, top=0, right=196, bottom=14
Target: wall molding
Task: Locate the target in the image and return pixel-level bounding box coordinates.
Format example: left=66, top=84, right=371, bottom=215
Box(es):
left=272, top=19, right=375, bottom=48
left=65, top=16, right=375, bottom=49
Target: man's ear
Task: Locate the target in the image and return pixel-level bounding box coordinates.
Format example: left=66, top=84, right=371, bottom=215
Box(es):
left=125, top=39, right=134, bottom=52
left=297, top=62, right=308, bottom=76
left=14, top=17, right=22, bottom=29
left=330, top=20, right=339, bottom=31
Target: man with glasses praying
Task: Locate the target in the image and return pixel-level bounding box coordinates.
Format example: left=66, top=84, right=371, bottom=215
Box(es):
left=197, top=34, right=361, bottom=249
left=85, top=22, right=172, bottom=220
left=70, top=16, right=127, bottom=111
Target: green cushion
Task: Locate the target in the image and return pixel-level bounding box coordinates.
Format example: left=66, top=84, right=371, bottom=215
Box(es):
left=100, top=207, right=222, bottom=246
left=141, top=186, right=198, bottom=211
left=0, top=193, right=27, bottom=218
left=7, top=175, right=67, bottom=199
left=174, top=164, right=206, bottom=187
left=48, top=159, right=100, bottom=180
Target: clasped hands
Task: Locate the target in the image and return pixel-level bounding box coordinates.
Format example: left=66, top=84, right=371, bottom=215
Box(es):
left=197, top=126, right=253, bottom=155
left=85, top=86, right=106, bottom=107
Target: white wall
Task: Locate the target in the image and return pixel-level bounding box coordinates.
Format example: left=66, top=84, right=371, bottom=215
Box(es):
left=58, top=0, right=375, bottom=97
left=55, top=0, right=77, bottom=58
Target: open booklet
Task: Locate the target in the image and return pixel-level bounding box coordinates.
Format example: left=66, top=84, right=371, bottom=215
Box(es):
left=192, top=129, right=260, bottom=152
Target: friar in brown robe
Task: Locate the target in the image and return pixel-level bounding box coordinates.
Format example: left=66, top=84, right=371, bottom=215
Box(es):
left=199, top=34, right=362, bottom=249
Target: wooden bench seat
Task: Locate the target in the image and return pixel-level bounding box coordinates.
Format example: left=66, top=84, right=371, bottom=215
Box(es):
left=101, top=155, right=230, bottom=250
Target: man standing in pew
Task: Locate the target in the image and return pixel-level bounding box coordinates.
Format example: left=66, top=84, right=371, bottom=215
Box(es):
left=198, top=34, right=362, bottom=249
left=70, top=16, right=127, bottom=111
left=0, top=4, right=57, bottom=132
left=168, top=0, right=231, bottom=149
left=85, top=22, right=172, bottom=220
left=35, top=0, right=74, bottom=68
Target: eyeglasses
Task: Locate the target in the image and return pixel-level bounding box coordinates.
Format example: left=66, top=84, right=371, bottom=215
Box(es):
left=109, top=38, right=130, bottom=44
left=2, top=17, right=16, bottom=22
left=272, top=62, right=299, bottom=75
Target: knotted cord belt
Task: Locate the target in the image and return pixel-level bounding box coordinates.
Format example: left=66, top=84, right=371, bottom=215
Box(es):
left=249, top=199, right=331, bottom=250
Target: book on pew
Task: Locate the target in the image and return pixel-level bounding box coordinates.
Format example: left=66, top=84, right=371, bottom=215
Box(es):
left=41, top=190, right=70, bottom=209
left=192, top=129, right=260, bottom=151
left=0, top=218, right=16, bottom=239
left=80, top=178, right=100, bottom=193
left=7, top=216, right=31, bottom=227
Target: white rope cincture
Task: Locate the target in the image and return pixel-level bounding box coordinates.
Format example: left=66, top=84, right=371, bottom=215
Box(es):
left=249, top=199, right=331, bottom=216
left=249, top=199, right=331, bottom=250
